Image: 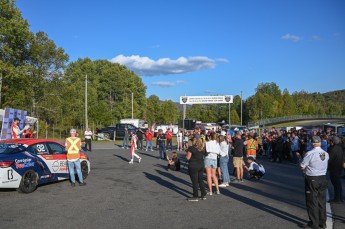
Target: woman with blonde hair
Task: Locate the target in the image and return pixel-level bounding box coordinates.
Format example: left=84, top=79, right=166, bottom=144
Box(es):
left=205, top=132, right=221, bottom=195
left=186, top=136, right=206, bottom=201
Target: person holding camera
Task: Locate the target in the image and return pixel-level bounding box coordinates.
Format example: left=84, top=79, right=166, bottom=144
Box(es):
left=157, top=130, right=167, bottom=160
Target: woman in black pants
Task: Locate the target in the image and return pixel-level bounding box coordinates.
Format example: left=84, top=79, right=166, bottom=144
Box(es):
left=186, top=136, right=206, bottom=202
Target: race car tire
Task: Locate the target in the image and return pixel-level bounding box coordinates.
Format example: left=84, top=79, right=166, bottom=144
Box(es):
left=18, top=170, right=38, bottom=193
left=81, top=161, right=89, bottom=180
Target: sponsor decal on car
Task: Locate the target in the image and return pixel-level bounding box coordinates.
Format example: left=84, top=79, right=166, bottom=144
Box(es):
left=15, top=158, right=34, bottom=169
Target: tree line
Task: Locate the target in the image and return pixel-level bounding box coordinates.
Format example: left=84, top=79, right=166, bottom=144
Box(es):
left=1, top=1, right=344, bottom=137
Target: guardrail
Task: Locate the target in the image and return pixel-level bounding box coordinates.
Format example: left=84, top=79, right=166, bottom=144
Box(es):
left=247, top=115, right=345, bottom=128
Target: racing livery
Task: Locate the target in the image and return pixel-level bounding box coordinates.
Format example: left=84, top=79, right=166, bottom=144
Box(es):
left=0, top=139, right=90, bottom=193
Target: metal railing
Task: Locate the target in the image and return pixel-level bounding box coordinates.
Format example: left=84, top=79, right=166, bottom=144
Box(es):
left=247, top=115, right=345, bottom=128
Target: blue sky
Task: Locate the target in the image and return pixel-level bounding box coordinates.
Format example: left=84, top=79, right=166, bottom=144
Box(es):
left=17, top=0, right=345, bottom=101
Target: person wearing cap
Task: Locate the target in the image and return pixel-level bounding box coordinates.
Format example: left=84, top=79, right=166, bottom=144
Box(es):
left=243, top=156, right=265, bottom=180
left=300, top=136, right=329, bottom=229
left=328, top=136, right=344, bottom=203
left=11, top=117, right=28, bottom=139
left=65, top=129, right=86, bottom=187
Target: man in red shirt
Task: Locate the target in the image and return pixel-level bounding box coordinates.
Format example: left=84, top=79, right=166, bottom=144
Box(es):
left=166, top=128, right=173, bottom=151
left=145, top=128, right=153, bottom=151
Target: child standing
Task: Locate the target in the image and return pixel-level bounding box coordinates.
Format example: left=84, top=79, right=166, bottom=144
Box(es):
left=129, top=131, right=142, bottom=164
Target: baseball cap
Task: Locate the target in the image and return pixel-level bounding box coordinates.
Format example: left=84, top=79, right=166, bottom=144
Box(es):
left=312, top=136, right=321, bottom=143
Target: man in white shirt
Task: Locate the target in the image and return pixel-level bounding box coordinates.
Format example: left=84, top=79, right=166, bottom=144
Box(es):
left=84, top=128, right=93, bottom=151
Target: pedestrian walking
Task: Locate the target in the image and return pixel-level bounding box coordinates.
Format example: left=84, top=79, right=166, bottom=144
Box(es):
left=129, top=131, right=142, bottom=164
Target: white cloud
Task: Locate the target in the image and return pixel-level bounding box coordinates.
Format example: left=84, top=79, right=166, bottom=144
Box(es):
left=204, top=90, right=216, bottom=94
left=110, top=55, right=227, bottom=76
left=151, top=80, right=186, bottom=88
left=151, top=81, right=176, bottom=87
left=281, top=33, right=302, bottom=42
left=312, top=35, right=321, bottom=41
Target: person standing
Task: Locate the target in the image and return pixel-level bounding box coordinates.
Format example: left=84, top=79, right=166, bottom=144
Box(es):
left=11, top=117, right=28, bottom=139
left=246, top=133, right=258, bottom=159
left=300, top=136, right=329, bottom=229
left=166, top=128, right=173, bottom=151
left=205, top=133, right=221, bottom=195
left=186, top=137, right=207, bottom=201
left=328, top=136, right=344, bottom=203
left=136, top=128, right=144, bottom=150
left=145, top=128, right=153, bottom=151
left=84, top=128, right=93, bottom=151
left=176, top=130, right=183, bottom=151
left=157, top=130, right=167, bottom=160
left=129, top=131, right=142, bottom=164
left=122, top=128, right=129, bottom=149
left=233, top=133, right=244, bottom=182
left=219, top=135, right=230, bottom=187
left=65, top=129, right=86, bottom=187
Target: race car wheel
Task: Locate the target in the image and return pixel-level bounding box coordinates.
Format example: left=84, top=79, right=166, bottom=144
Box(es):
left=81, top=161, right=89, bottom=180
left=18, top=170, right=38, bottom=193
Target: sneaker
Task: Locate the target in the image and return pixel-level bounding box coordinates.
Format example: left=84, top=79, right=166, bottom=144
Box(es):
left=219, top=183, right=228, bottom=188
left=232, top=179, right=240, bottom=183
left=138, top=158, right=142, bottom=163
left=187, top=197, right=199, bottom=202
left=216, top=190, right=220, bottom=195
left=207, top=192, right=213, bottom=196
left=200, top=196, right=207, bottom=200
left=129, top=160, right=133, bottom=164
left=71, top=183, right=75, bottom=187
left=240, top=179, right=244, bottom=183
left=145, top=149, right=148, bottom=151
left=79, top=182, right=86, bottom=186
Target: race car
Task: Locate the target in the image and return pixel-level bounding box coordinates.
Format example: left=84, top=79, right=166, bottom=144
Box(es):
left=0, top=139, right=90, bottom=193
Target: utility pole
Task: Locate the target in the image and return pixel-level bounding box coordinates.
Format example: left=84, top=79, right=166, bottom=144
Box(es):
left=85, top=75, right=88, bottom=129
left=240, top=91, right=243, bottom=126
left=131, top=92, right=134, bottom=119
left=228, top=102, right=231, bottom=126
left=0, top=70, right=2, bottom=108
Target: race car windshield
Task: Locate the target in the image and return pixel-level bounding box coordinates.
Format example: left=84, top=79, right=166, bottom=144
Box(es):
left=0, top=143, right=27, bottom=154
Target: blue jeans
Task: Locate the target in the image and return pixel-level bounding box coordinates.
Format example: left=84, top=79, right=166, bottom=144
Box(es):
left=220, top=156, right=230, bottom=183
left=159, top=143, right=166, bottom=159
left=146, top=140, right=153, bottom=150
left=123, top=137, right=129, bottom=148
left=68, top=159, right=83, bottom=184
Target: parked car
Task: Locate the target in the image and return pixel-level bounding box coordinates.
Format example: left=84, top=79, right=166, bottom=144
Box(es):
left=0, top=138, right=90, bottom=193
left=97, top=124, right=147, bottom=140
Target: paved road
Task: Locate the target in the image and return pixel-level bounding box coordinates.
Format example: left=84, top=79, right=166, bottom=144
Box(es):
left=0, top=142, right=344, bottom=229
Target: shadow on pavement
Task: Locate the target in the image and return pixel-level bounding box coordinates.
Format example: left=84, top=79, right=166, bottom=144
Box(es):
left=139, top=152, right=159, bottom=159
left=222, top=188, right=308, bottom=227
left=143, top=172, right=191, bottom=197
left=113, top=154, right=129, bottom=162
left=155, top=169, right=192, bottom=187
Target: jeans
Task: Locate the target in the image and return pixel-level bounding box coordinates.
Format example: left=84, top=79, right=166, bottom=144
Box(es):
left=220, top=156, right=230, bottom=183
left=145, top=140, right=153, bottom=150
left=123, top=137, right=129, bottom=148
left=166, top=139, right=173, bottom=151
left=159, top=143, right=166, bottom=159
left=68, top=159, right=83, bottom=184
left=292, top=150, right=299, bottom=164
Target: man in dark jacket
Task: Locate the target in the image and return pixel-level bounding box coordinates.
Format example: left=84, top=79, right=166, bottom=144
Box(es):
left=328, top=136, right=344, bottom=203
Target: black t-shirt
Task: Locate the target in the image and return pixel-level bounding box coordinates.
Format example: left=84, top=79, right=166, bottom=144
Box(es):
left=187, top=146, right=204, bottom=164
left=158, top=133, right=166, bottom=144
left=169, top=158, right=181, bottom=171
left=136, top=130, right=144, bottom=140
left=233, top=138, right=244, bottom=157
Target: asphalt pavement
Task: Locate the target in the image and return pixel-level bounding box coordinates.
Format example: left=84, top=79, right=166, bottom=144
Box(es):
left=0, top=141, right=344, bottom=229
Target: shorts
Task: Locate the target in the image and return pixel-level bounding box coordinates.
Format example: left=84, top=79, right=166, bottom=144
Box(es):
left=204, top=158, right=217, bottom=168
left=233, top=157, right=243, bottom=168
